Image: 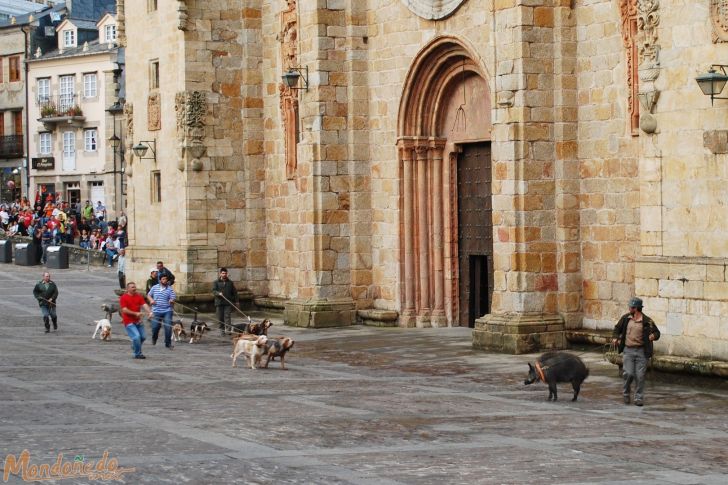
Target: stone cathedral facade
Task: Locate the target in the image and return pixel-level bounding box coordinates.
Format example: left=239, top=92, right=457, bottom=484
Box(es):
left=121, top=0, right=728, bottom=360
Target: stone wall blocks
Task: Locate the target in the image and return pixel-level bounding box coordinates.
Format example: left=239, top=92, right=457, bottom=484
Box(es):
left=705, top=264, right=726, bottom=282
left=666, top=312, right=683, bottom=336
left=704, top=282, right=728, bottom=301
left=635, top=277, right=658, bottom=297
left=659, top=279, right=685, bottom=299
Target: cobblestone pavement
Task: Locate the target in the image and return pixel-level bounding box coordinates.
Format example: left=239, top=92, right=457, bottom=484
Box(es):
left=1, top=265, right=728, bottom=484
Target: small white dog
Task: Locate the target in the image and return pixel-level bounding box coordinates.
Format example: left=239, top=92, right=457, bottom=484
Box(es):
left=92, top=318, right=112, bottom=341
left=231, top=335, right=268, bottom=369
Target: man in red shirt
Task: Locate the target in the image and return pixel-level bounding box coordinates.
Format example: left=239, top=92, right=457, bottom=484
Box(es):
left=119, top=282, right=152, bottom=359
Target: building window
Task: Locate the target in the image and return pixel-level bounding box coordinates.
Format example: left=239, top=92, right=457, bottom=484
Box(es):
left=151, top=170, right=161, bottom=202
left=105, top=24, right=116, bottom=43
left=37, top=78, right=51, bottom=103
left=40, top=132, right=52, bottom=154
left=59, top=75, right=75, bottom=111
left=12, top=111, right=21, bottom=135
left=149, top=60, right=159, bottom=90
left=9, top=56, right=20, bottom=82
left=148, top=0, right=158, bottom=12
left=83, top=73, right=97, bottom=98
left=62, top=131, right=75, bottom=171
left=0, top=57, right=3, bottom=83
left=84, top=129, right=97, bottom=152
left=63, top=29, right=76, bottom=48
left=0, top=112, right=4, bottom=137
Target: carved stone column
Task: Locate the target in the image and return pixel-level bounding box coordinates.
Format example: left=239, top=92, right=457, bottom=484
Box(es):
left=415, top=144, right=431, bottom=327
left=430, top=141, right=446, bottom=327
left=400, top=142, right=416, bottom=327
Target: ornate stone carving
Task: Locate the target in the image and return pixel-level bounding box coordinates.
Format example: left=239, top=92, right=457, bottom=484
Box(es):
left=177, top=0, right=188, bottom=31
left=174, top=92, right=186, bottom=136
left=638, top=0, right=660, bottom=80
left=175, top=91, right=207, bottom=171
left=147, top=93, right=161, bottom=131
left=637, top=0, right=661, bottom=133
left=280, top=0, right=299, bottom=180
left=620, top=0, right=639, bottom=135
left=711, top=0, right=728, bottom=43
left=400, top=0, right=467, bottom=20
left=123, top=102, right=133, bottom=174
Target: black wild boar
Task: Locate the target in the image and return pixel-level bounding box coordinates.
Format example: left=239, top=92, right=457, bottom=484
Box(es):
left=524, top=351, right=589, bottom=401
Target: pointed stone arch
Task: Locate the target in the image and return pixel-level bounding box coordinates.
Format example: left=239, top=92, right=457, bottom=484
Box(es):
left=397, top=36, right=492, bottom=327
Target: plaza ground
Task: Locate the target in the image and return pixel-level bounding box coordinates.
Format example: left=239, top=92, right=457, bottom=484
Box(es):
left=1, top=264, right=727, bottom=484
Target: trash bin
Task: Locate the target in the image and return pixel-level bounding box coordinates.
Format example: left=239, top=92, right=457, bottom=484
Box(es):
left=46, top=245, right=69, bottom=269
left=0, top=239, right=11, bottom=263
left=14, top=243, right=40, bottom=266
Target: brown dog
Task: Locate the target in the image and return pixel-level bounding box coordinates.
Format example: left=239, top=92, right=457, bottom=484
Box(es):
left=263, top=337, right=294, bottom=370
left=172, top=321, right=187, bottom=342
left=229, top=318, right=272, bottom=336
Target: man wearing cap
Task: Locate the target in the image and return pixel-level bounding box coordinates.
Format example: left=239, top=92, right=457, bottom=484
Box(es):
left=145, top=268, right=159, bottom=295
left=612, top=297, right=661, bottom=406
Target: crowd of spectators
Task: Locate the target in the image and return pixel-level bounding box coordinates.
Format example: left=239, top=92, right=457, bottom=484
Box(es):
left=0, top=195, right=128, bottom=267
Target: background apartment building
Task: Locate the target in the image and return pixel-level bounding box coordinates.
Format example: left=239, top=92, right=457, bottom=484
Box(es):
left=0, top=19, right=25, bottom=203
left=27, top=4, right=123, bottom=215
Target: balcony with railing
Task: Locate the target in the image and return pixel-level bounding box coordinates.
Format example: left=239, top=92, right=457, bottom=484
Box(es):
left=37, top=95, right=85, bottom=129
left=0, top=135, right=24, bottom=159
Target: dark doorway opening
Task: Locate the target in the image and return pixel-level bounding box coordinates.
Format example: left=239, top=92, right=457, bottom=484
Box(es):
left=468, top=255, right=490, bottom=328
left=457, top=142, right=493, bottom=327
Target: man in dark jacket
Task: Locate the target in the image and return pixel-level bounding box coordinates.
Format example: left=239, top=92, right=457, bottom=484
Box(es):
left=33, top=272, right=59, bottom=333
left=612, top=297, right=661, bottom=406
left=155, top=261, right=175, bottom=285
left=212, top=267, right=238, bottom=336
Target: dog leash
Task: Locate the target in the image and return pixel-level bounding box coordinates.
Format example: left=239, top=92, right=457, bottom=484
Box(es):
left=172, top=301, right=252, bottom=334
left=217, top=293, right=251, bottom=320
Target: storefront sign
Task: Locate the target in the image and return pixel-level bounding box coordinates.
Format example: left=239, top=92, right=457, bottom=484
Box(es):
left=31, top=157, right=55, bottom=170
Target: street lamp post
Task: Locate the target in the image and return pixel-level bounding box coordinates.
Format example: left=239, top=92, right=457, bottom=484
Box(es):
left=106, top=102, right=124, bottom=219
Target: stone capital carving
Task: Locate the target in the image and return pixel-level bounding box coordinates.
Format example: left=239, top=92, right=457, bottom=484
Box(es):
left=400, top=0, right=467, bottom=20
left=177, top=1, right=188, bottom=31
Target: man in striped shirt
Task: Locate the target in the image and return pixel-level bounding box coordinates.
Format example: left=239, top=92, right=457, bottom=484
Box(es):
left=147, top=274, right=176, bottom=349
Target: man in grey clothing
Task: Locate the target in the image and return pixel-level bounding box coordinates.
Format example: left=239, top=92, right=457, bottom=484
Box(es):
left=212, top=267, right=238, bottom=336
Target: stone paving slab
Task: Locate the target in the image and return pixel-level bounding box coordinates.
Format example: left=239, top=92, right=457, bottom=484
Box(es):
left=1, top=265, right=728, bottom=484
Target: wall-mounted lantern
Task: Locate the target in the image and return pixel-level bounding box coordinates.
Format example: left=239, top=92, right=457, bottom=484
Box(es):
left=696, top=65, right=728, bottom=105
left=132, top=141, right=156, bottom=161
left=281, top=66, right=309, bottom=91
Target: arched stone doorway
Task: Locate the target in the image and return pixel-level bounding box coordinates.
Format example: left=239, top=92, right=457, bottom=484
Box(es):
left=397, top=36, right=492, bottom=327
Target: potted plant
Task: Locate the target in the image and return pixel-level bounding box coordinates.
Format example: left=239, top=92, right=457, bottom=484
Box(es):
left=66, top=105, right=83, bottom=117
left=40, top=104, right=57, bottom=118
